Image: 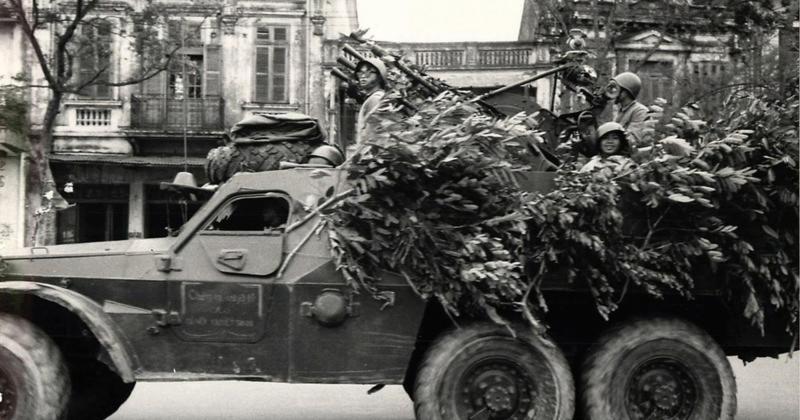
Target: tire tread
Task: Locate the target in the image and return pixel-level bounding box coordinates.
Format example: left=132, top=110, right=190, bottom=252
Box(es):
left=0, top=313, right=69, bottom=420
left=580, top=317, right=737, bottom=420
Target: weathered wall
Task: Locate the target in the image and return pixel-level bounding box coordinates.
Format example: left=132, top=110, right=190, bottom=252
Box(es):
left=0, top=144, right=25, bottom=251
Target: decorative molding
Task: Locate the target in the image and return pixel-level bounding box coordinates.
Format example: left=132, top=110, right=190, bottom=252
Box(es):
left=63, top=99, right=124, bottom=108
left=310, top=15, right=326, bottom=36
left=241, top=103, right=299, bottom=111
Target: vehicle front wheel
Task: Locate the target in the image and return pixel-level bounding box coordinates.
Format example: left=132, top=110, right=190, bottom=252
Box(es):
left=0, top=313, right=70, bottom=420
left=581, top=317, right=736, bottom=420
left=414, top=323, right=575, bottom=420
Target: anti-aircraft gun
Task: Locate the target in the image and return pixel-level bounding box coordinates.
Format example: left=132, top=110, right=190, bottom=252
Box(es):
left=330, top=28, right=616, bottom=161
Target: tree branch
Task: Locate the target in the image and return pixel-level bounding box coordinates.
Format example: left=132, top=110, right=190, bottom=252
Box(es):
left=7, top=0, right=58, bottom=89
left=69, top=64, right=107, bottom=93
left=55, top=0, right=98, bottom=84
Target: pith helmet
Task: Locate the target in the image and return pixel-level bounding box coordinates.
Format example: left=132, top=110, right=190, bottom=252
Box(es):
left=308, top=145, right=345, bottom=166
left=612, top=72, right=642, bottom=99
left=356, top=58, right=388, bottom=88
left=597, top=122, right=626, bottom=140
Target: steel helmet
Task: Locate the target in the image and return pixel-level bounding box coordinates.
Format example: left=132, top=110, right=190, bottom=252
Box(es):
left=308, top=145, right=345, bottom=166
left=612, top=72, right=642, bottom=99
left=596, top=122, right=626, bottom=140
left=356, top=58, right=388, bottom=88
left=596, top=122, right=630, bottom=155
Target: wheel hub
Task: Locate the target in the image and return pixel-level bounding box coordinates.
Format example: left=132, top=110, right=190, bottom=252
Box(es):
left=0, top=366, right=17, bottom=419
left=460, top=361, right=533, bottom=419
left=626, top=358, right=697, bottom=419
left=484, top=386, right=513, bottom=412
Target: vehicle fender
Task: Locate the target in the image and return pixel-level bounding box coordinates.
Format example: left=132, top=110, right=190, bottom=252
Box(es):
left=0, top=281, right=137, bottom=382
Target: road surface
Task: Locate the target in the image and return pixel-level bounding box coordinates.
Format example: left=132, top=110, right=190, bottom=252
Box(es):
left=110, top=355, right=799, bottom=420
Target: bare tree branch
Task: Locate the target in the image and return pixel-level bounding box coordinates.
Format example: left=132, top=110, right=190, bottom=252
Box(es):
left=7, top=0, right=58, bottom=88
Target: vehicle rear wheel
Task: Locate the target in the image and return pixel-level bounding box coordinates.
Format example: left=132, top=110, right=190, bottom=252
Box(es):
left=414, top=323, right=574, bottom=420
left=66, top=359, right=135, bottom=420
left=581, top=317, right=736, bottom=420
left=0, top=313, right=70, bottom=420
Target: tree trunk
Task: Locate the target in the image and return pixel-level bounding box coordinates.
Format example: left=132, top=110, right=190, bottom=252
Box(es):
left=24, top=92, right=63, bottom=246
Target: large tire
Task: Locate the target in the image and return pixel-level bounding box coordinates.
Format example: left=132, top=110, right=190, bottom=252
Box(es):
left=205, top=140, right=320, bottom=184
left=66, top=360, right=135, bottom=420
left=205, top=145, right=237, bottom=184
left=581, top=317, right=736, bottom=420
left=414, top=323, right=575, bottom=420
left=0, top=313, right=70, bottom=420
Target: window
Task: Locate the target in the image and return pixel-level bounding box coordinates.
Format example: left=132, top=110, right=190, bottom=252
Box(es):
left=629, top=60, right=675, bottom=104
left=169, top=54, right=204, bottom=99
left=140, top=19, right=220, bottom=99
left=205, top=196, right=290, bottom=232
left=254, top=26, right=289, bottom=103
left=56, top=184, right=129, bottom=244
left=77, top=20, right=112, bottom=98
left=168, top=19, right=203, bottom=48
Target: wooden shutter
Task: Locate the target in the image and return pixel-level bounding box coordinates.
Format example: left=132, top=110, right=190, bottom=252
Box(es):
left=142, top=71, right=165, bottom=96
left=272, top=46, right=287, bottom=102
left=203, top=44, right=221, bottom=97
left=168, top=19, right=182, bottom=46
left=95, top=21, right=112, bottom=98
left=254, top=46, right=270, bottom=102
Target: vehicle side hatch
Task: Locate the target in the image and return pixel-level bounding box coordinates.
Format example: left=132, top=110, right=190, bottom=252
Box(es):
left=199, top=193, right=290, bottom=276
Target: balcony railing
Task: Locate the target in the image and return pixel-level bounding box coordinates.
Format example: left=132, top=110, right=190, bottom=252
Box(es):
left=477, top=49, right=532, bottom=67
left=415, top=50, right=465, bottom=68
left=131, top=96, right=224, bottom=131
left=327, top=40, right=549, bottom=71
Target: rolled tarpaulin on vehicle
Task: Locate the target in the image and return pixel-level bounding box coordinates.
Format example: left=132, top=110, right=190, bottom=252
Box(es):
left=229, top=112, right=326, bottom=144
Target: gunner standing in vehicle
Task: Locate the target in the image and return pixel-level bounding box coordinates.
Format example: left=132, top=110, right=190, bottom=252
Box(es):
left=580, top=122, right=635, bottom=174
left=354, top=58, right=388, bottom=145
left=610, top=72, right=649, bottom=146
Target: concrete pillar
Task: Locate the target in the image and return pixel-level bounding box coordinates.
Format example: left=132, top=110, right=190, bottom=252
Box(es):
left=128, top=180, right=145, bottom=239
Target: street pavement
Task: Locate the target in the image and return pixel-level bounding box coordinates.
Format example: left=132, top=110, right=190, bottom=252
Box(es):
left=110, top=355, right=799, bottom=420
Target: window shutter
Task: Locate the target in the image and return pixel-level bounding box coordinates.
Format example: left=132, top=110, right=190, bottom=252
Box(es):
left=142, top=72, right=164, bottom=96
left=253, top=26, right=289, bottom=103
left=95, top=24, right=112, bottom=98
left=203, top=44, right=221, bottom=97
left=255, top=46, right=270, bottom=102
left=272, top=46, right=287, bottom=102
left=168, top=19, right=182, bottom=46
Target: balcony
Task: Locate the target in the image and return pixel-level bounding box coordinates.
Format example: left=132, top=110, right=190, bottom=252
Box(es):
left=130, top=96, right=224, bottom=131
left=327, top=40, right=550, bottom=71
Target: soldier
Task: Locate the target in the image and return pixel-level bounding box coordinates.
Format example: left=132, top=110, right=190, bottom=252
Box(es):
left=306, top=144, right=345, bottom=167
left=354, top=58, right=388, bottom=145
left=580, top=122, right=635, bottom=174
left=610, top=72, right=649, bottom=146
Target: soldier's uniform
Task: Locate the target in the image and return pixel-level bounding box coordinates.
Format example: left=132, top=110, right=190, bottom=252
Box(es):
left=614, top=100, right=649, bottom=146
left=355, top=89, right=386, bottom=145
left=610, top=72, right=649, bottom=147
left=354, top=58, right=388, bottom=146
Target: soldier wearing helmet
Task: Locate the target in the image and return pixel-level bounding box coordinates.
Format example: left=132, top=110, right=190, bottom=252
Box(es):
left=610, top=72, right=649, bottom=145
left=354, top=58, right=388, bottom=145
left=307, top=144, right=345, bottom=167
left=580, top=122, right=635, bottom=173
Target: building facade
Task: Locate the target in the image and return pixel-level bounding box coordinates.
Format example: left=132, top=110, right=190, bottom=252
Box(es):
left=0, top=3, right=28, bottom=250
left=2, top=0, right=360, bottom=247
left=519, top=0, right=742, bottom=114
left=3, top=0, right=561, bottom=248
